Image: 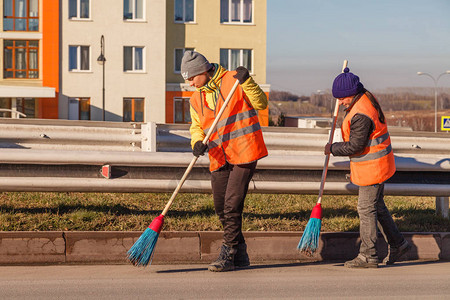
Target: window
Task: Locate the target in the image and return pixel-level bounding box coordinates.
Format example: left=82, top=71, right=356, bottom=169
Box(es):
left=174, top=0, right=194, bottom=23
left=123, top=98, right=144, bottom=122
left=220, top=0, right=252, bottom=24
left=124, top=0, right=144, bottom=20
left=69, top=45, right=90, bottom=71
left=174, top=98, right=191, bottom=123
left=4, top=40, right=39, bottom=78
left=0, top=98, right=12, bottom=118
left=68, top=97, right=90, bottom=120
left=220, top=49, right=252, bottom=73
left=69, top=0, right=90, bottom=19
left=0, top=98, right=35, bottom=118
left=3, top=0, right=39, bottom=31
left=174, top=48, right=194, bottom=73
left=16, top=98, right=35, bottom=118
left=124, top=46, right=144, bottom=72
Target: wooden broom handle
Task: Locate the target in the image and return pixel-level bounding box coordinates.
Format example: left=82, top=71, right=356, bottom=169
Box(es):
left=161, top=80, right=240, bottom=216
left=317, top=60, right=348, bottom=204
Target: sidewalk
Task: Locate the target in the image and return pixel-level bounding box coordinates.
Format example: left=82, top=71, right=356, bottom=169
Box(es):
left=0, top=231, right=449, bottom=265
left=2, top=262, right=450, bottom=299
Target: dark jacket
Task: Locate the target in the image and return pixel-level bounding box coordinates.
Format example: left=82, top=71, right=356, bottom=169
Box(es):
left=331, top=95, right=374, bottom=157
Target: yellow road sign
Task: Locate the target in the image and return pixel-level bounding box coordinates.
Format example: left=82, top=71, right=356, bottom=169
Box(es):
left=442, top=116, right=450, bottom=131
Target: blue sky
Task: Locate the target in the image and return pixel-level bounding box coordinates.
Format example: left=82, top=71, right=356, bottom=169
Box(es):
left=267, top=0, right=450, bottom=95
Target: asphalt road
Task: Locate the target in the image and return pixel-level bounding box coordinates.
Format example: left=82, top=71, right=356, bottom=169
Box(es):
left=1, top=261, right=450, bottom=299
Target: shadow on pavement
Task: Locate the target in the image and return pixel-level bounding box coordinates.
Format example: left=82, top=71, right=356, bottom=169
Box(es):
left=156, top=261, right=322, bottom=273
left=331, top=259, right=442, bottom=268
left=380, top=259, right=442, bottom=268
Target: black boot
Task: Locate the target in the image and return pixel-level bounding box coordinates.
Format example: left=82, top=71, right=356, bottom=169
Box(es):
left=383, top=240, right=412, bottom=265
left=344, top=254, right=378, bottom=268
left=234, top=243, right=250, bottom=268
left=208, top=244, right=236, bottom=272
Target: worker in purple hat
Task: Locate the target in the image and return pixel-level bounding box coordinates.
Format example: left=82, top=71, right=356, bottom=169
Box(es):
left=325, top=68, right=411, bottom=268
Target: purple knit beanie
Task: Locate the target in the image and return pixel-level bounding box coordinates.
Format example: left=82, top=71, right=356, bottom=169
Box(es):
left=332, top=67, right=364, bottom=98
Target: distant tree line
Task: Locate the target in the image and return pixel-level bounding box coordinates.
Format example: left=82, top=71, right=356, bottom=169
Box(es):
left=270, top=89, right=450, bottom=112
left=269, top=89, right=450, bottom=131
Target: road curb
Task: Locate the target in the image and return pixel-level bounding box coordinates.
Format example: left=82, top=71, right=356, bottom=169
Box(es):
left=0, top=231, right=448, bottom=265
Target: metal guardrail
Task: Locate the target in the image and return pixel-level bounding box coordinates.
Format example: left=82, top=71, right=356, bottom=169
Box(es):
left=0, top=119, right=448, bottom=217
left=0, top=149, right=448, bottom=195
left=0, top=119, right=450, bottom=154
left=0, top=119, right=141, bottom=151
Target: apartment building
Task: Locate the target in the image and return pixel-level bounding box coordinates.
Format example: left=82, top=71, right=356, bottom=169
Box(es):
left=166, top=0, right=269, bottom=126
left=0, top=0, right=268, bottom=124
left=0, top=0, right=58, bottom=119
left=60, top=0, right=166, bottom=122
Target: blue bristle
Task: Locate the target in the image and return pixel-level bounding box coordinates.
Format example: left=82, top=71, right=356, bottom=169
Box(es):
left=127, top=228, right=159, bottom=267
left=297, top=218, right=322, bottom=256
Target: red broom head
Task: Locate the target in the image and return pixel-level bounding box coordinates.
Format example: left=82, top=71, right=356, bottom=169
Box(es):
left=148, top=214, right=165, bottom=234
left=310, top=203, right=322, bottom=220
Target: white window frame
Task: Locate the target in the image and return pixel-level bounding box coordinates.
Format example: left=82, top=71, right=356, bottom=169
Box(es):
left=173, top=97, right=191, bottom=124
left=123, top=0, right=145, bottom=21
left=220, top=48, right=253, bottom=74
left=123, top=46, right=145, bottom=73
left=68, top=0, right=91, bottom=20
left=174, top=0, right=196, bottom=23
left=174, top=48, right=194, bottom=73
left=221, top=0, right=254, bottom=24
left=68, top=45, right=91, bottom=72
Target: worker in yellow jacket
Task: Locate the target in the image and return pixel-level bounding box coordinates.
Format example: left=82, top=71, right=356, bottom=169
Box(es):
left=181, top=51, right=268, bottom=272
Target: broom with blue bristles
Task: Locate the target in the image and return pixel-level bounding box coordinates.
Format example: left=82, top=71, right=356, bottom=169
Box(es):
left=127, top=79, right=241, bottom=266
left=297, top=60, right=348, bottom=256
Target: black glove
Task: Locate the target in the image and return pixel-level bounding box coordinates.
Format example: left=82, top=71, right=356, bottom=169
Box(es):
left=233, top=66, right=250, bottom=84
left=193, top=141, right=208, bottom=157
left=324, top=143, right=333, bottom=155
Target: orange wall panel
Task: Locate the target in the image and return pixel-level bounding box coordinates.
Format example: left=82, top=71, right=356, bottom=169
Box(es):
left=166, top=91, right=194, bottom=123
left=38, top=96, right=59, bottom=119
left=41, top=0, right=59, bottom=119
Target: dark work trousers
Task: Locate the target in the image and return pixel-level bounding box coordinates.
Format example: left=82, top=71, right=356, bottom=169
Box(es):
left=358, top=183, right=405, bottom=259
left=211, top=161, right=257, bottom=248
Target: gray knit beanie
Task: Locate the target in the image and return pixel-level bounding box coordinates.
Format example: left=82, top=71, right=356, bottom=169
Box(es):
left=180, top=51, right=212, bottom=80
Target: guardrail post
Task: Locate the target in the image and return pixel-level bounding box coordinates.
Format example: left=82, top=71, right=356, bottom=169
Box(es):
left=332, top=128, right=343, bottom=143
left=141, top=122, right=157, bottom=152
left=436, top=196, right=449, bottom=218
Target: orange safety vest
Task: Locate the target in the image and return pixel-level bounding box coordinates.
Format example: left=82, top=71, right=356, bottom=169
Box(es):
left=341, top=93, right=396, bottom=186
left=190, top=71, right=268, bottom=172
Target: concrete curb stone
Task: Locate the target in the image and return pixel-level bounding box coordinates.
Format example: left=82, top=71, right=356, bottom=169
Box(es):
left=440, top=232, right=450, bottom=260
left=0, top=231, right=447, bottom=265
left=0, top=231, right=65, bottom=264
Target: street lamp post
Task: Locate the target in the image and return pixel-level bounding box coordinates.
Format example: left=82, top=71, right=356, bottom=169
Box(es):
left=316, top=89, right=332, bottom=118
left=97, top=35, right=106, bottom=121
left=417, top=71, right=450, bottom=132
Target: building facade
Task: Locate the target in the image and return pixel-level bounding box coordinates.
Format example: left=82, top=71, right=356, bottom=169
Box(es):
left=165, top=0, right=269, bottom=125
left=0, top=0, right=268, bottom=124
left=0, top=0, right=58, bottom=119
left=60, top=0, right=166, bottom=122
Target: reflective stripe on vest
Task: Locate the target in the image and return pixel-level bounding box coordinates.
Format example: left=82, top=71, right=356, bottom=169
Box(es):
left=209, top=122, right=262, bottom=149
left=350, top=143, right=392, bottom=163
left=190, top=71, right=267, bottom=172
left=367, top=131, right=389, bottom=147
left=204, top=109, right=258, bottom=135
left=342, top=93, right=396, bottom=186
